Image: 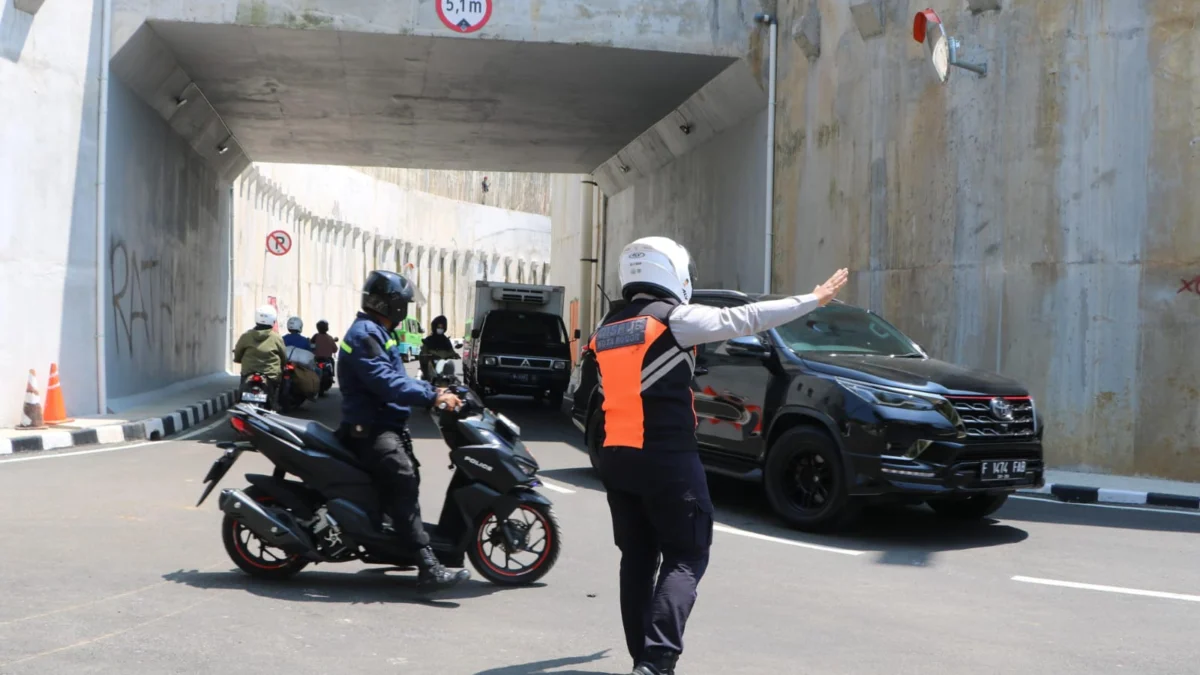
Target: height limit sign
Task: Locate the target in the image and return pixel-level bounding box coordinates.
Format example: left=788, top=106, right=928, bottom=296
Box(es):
left=438, top=0, right=492, bottom=33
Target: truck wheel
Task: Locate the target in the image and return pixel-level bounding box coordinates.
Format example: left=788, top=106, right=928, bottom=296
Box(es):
left=763, top=427, right=859, bottom=532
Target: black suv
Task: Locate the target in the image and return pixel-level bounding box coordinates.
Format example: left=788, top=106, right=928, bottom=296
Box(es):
left=569, top=290, right=1044, bottom=530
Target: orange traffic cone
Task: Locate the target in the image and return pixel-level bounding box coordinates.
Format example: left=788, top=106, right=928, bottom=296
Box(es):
left=44, top=363, right=73, bottom=425
left=18, top=369, right=45, bottom=430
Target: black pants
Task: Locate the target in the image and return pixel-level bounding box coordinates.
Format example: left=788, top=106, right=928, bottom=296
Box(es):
left=597, top=447, right=714, bottom=664
left=339, top=425, right=430, bottom=550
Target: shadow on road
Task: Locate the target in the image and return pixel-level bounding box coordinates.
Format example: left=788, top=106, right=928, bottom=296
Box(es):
left=994, top=496, right=1200, bottom=535
left=474, top=649, right=614, bottom=675
left=162, top=567, right=526, bottom=609
left=536, top=466, right=1029, bottom=568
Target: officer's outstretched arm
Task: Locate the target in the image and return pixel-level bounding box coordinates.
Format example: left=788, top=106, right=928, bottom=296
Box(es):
left=345, top=334, right=437, bottom=408
left=669, top=295, right=820, bottom=349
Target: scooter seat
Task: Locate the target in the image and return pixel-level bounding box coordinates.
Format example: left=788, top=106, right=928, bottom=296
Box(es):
left=269, top=415, right=361, bottom=467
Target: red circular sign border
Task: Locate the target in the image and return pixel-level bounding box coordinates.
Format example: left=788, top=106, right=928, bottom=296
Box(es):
left=436, top=0, right=492, bottom=34
left=266, top=229, right=293, bottom=256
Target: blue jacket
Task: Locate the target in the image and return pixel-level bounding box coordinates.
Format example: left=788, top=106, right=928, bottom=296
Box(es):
left=338, top=312, right=436, bottom=429
left=283, top=332, right=312, bottom=350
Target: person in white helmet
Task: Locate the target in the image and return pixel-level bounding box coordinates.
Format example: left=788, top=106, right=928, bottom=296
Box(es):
left=233, top=305, right=289, bottom=396
left=589, top=236, right=848, bottom=675
left=283, top=316, right=314, bottom=351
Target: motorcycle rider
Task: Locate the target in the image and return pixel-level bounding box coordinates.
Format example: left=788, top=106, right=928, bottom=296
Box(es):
left=283, top=316, right=314, bottom=350
left=337, top=270, right=470, bottom=589
left=419, top=315, right=457, bottom=381
left=232, top=305, right=289, bottom=402
left=591, top=236, right=848, bottom=675
left=311, top=320, right=339, bottom=391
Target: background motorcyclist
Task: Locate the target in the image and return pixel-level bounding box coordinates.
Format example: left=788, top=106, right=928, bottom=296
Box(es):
left=310, top=320, right=338, bottom=360
left=336, top=270, right=469, bottom=590
left=284, top=316, right=314, bottom=350
left=419, top=315, right=457, bottom=381
left=311, top=320, right=339, bottom=393
left=232, top=305, right=288, bottom=401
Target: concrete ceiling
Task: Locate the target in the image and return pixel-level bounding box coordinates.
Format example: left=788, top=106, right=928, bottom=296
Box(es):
left=145, top=21, right=737, bottom=173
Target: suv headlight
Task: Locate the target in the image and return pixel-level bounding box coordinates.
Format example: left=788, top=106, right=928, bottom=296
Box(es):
left=552, top=360, right=567, bottom=371
left=483, top=356, right=497, bottom=366
left=837, top=378, right=939, bottom=411
left=839, top=378, right=965, bottom=432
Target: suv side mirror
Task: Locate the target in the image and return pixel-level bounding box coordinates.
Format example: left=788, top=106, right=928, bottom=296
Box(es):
left=471, top=329, right=481, bottom=340
left=573, top=329, right=582, bottom=340
left=726, top=335, right=770, bottom=356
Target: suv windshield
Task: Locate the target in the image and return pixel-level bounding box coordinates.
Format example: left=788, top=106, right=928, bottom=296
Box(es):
left=774, top=304, right=920, bottom=356
left=482, top=311, right=567, bottom=345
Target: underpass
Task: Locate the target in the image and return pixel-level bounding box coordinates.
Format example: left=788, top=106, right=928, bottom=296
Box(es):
left=1, top=386, right=1198, bottom=674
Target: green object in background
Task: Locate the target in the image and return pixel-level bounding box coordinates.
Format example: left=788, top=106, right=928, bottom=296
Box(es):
left=392, top=315, right=423, bottom=359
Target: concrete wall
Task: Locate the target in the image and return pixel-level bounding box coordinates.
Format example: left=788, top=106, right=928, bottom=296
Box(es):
left=603, top=109, right=770, bottom=296
left=105, top=79, right=231, bottom=398
left=231, top=164, right=551, bottom=352
left=0, top=0, right=102, bottom=424
left=354, top=168, right=553, bottom=217
left=767, top=0, right=1200, bottom=479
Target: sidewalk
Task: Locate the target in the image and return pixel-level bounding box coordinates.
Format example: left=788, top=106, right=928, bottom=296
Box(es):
left=1021, top=469, right=1200, bottom=510
left=1, top=373, right=240, bottom=455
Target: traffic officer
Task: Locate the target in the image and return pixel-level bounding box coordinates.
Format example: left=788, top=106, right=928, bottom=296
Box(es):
left=337, top=269, right=470, bottom=590
left=591, top=236, right=848, bottom=675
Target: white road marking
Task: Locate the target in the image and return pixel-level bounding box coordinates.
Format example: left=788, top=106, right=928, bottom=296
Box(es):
left=1097, top=488, right=1150, bottom=505
left=0, top=441, right=163, bottom=464
left=713, top=523, right=865, bottom=556
left=538, top=480, right=576, bottom=494
left=176, top=415, right=231, bottom=440
left=0, top=412, right=230, bottom=465
left=1010, top=494, right=1200, bottom=516
left=1012, top=576, right=1200, bottom=603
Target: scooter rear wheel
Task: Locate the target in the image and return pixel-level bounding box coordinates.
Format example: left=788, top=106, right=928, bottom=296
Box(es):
left=467, top=503, right=561, bottom=586
left=221, top=487, right=310, bottom=580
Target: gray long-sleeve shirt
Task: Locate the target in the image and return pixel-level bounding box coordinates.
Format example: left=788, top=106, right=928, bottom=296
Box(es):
left=630, top=293, right=821, bottom=349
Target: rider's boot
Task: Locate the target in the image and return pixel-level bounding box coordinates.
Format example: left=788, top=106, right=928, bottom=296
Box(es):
left=631, top=648, right=679, bottom=675
left=416, top=546, right=470, bottom=590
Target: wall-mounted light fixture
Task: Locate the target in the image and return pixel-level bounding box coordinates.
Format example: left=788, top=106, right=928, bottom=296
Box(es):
left=674, top=111, right=692, bottom=135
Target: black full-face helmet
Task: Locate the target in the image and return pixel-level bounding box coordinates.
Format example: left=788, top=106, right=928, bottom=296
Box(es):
left=361, top=270, right=415, bottom=326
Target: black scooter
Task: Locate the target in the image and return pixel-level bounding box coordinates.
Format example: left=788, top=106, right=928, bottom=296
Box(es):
left=197, top=388, right=560, bottom=586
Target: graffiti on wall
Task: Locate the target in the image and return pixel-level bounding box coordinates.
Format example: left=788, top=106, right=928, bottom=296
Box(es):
left=110, top=240, right=175, bottom=358
left=1177, top=275, right=1200, bottom=297
left=110, top=239, right=223, bottom=362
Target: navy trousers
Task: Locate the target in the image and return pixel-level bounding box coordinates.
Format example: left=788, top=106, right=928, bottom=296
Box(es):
left=598, top=447, right=714, bottom=664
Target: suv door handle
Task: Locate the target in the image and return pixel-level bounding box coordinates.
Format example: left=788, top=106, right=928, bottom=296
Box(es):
left=693, top=365, right=709, bottom=376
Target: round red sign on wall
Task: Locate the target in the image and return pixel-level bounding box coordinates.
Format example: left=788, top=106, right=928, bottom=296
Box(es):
left=437, top=0, right=492, bottom=33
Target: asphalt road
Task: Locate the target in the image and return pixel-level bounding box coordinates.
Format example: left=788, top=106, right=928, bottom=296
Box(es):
left=2, top=387, right=1198, bottom=674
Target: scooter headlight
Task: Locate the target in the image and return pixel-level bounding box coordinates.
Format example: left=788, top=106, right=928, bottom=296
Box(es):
left=514, top=457, right=538, bottom=477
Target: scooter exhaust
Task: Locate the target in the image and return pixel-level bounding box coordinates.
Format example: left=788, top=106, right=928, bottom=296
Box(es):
left=218, top=488, right=319, bottom=560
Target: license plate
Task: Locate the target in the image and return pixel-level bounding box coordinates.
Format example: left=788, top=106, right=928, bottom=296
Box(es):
left=241, top=392, right=267, bottom=403
left=510, top=373, right=531, bottom=383
left=980, top=459, right=1027, bottom=481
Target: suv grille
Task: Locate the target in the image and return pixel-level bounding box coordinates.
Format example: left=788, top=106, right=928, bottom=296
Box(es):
left=947, top=396, right=1036, bottom=440
left=499, top=356, right=552, bottom=369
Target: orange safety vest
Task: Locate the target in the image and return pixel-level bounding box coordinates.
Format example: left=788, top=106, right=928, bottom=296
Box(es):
left=589, top=298, right=697, bottom=452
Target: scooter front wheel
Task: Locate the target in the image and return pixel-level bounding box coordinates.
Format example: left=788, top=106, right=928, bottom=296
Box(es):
left=467, top=502, right=561, bottom=586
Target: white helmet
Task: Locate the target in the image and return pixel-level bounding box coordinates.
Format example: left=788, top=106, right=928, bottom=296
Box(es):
left=255, top=304, right=277, bottom=327
left=286, top=316, right=303, bottom=332
left=618, top=236, right=696, bottom=304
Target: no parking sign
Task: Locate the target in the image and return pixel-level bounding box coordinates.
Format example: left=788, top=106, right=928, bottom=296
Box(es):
left=266, top=230, right=292, bottom=256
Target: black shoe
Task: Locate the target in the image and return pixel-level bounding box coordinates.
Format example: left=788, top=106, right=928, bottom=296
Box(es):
left=632, top=648, right=678, bottom=675
left=416, top=546, right=470, bottom=590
